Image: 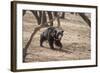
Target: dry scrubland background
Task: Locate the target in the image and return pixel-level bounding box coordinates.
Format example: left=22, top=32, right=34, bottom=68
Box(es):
left=22, top=11, right=91, bottom=62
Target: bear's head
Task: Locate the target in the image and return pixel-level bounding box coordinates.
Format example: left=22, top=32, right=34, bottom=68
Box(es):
left=47, top=27, right=64, bottom=41
left=54, top=28, right=64, bottom=41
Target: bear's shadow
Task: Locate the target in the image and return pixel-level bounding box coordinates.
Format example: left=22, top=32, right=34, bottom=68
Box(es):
left=42, top=46, right=72, bottom=54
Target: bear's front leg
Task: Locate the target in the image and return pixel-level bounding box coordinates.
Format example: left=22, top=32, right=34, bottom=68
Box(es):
left=48, top=39, right=54, bottom=49
left=55, top=40, right=62, bottom=49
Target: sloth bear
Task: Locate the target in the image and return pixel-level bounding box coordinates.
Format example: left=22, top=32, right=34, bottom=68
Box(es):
left=40, top=27, right=64, bottom=49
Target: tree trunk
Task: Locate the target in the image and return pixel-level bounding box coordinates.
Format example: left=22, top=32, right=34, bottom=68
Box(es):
left=56, top=13, right=61, bottom=27
left=23, top=11, right=46, bottom=62
left=60, top=12, right=65, bottom=19
left=47, top=11, right=53, bottom=26
left=42, top=11, right=48, bottom=26
left=31, top=11, right=41, bottom=25
left=57, top=16, right=60, bottom=27
left=23, top=10, right=26, bottom=16
left=79, top=13, right=91, bottom=27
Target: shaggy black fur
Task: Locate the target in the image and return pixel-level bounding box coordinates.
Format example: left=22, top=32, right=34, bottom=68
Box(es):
left=40, top=27, right=64, bottom=49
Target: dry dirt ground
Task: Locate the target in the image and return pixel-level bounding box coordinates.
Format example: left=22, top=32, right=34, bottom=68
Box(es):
left=23, top=11, right=91, bottom=62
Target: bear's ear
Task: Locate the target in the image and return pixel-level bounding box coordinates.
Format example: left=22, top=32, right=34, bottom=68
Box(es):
left=62, top=30, right=64, bottom=33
